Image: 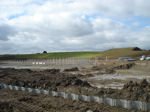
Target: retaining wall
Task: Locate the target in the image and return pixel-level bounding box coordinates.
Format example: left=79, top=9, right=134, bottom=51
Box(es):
left=0, top=84, right=150, bottom=111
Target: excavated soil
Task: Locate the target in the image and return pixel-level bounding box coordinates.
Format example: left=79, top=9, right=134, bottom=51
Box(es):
left=0, top=61, right=149, bottom=112
left=97, top=79, right=150, bottom=102
left=0, top=68, right=150, bottom=102
left=64, top=67, right=79, bottom=72
left=90, top=62, right=135, bottom=74
left=0, top=68, right=93, bottom=95
left=0, top=89, right=133, bottom=112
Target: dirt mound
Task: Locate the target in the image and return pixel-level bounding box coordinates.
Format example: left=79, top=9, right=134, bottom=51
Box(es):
left=98, top=79, right=150, bottom=102
left=0, top=68, right=90, bottom=91
left=64, top=67, right=79, bottom=72
left=65, top=76, right=91, bottom=87
left=114, top=63, right=135, bottom=69
left=123, top=79, right=149, bottom=89
left=91, top=66, right=115, bottom=74
left=6, top=75, right=91, bottom=90
left=0, top=101, right=13, bottom=112
left=122, top=79, right=150, bottom=102
left=91, top=62, right=135, bottom=74
left=0, top=89, right=131, bottom=112
left=45, top=69, right=60, bottom=74
left=1, top=68, right=150, bottom=103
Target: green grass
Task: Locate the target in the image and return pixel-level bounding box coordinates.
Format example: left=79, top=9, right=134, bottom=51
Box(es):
left=0, top=47, right=150, bottom=59
left=0, top=52, right=102, bottom=59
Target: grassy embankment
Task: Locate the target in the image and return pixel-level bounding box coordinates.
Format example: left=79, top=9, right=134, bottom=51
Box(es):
left=0, top=47, right=150, bottom=59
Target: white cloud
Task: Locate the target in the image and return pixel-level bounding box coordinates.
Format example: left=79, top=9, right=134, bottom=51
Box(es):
left=0, top=0, right=150, bottom=54
left=61, top=38, right=83, bottom=45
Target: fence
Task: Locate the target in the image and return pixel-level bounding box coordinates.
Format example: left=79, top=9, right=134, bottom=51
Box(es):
left=0, top=84, right=150, bottom=111
left=1, top=58, right=102, bottom=69
left=15, top=58, right=97, bottom=65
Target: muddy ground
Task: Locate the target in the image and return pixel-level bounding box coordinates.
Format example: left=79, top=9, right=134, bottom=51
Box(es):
left=0, top=60, right=150, bottom=112
left=0, top=89, right=133, bottom=112
left=82, top=61, right=150, bottom=89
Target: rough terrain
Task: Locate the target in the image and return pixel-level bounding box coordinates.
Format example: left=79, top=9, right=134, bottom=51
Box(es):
left=0, top=89, right=133, bottom=112
left=0, top=60, right=150, bottom=112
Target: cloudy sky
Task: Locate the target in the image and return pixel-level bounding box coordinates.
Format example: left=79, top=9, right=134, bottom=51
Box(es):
left=0, top=0, right=150, bottom=54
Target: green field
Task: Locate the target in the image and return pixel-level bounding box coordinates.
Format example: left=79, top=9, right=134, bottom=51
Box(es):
left=0, top=47, right=150, bottom=59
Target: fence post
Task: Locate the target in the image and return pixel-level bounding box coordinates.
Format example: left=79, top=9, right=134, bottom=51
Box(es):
left=106, top=56, right=108, bottom=61
left=95, top=57, right=97, bottom=66
left=59, top=58, right=60, bottom=65
left=56, top=58, right=57, bottom=65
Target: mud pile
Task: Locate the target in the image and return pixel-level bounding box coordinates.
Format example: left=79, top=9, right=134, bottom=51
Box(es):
left=0, top=101, right=13, bottom=112
left=91, top=66, right=115, bottom=74
left=1, top=68, right=150, bottom=103
left=64, top=67, right=79, bottom=72
left=122, top=79, right=150, bottom=102
left=91, top=62, right=135, bottom=74
left=114, top=63, right=135, bottom=69
left=98, top=79, right=150, bottom=102
left=0, top=89, right=131, bottom=112
left=0, top=68, right=91, bottom=91
left=45, top=68, right=60, bottom=74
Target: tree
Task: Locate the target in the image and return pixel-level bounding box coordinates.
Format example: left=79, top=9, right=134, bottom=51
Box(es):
left=132, top=47, right=142, bottom=51
left=43, top=51, right=47, bottom=53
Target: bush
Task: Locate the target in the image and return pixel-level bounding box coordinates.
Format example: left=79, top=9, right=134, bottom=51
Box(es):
left=43, top=51, right=47, bottom=53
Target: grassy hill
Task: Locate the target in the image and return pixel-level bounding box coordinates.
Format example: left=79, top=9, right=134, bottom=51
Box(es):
left=0, top=47, right=150, bottom=60
left=102, top=47, right=150, bottom=59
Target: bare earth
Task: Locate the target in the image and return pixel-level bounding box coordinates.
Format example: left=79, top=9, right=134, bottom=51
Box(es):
left=0, top=89, right=133, bottom=112
left=1, top=60, right=150, bottom=112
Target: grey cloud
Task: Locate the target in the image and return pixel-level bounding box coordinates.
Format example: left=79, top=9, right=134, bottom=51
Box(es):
left=0, top=24, right=17, bottom=41
left=37, top=17, right=93, bottom=38
left=72, top=0, right=150, bottom=18
left=1, top=16, right=150, bottom=54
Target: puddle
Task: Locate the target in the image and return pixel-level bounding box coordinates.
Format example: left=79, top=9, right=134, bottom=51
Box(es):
left=90, top=82, right=124, bottom=89
left=90, top=74, right=150, bottom=80
left=0, top=65, right=51, bottom=69
left=88, top=74, right=150, bottom=89
left=0, top=65, right=79, bottom=70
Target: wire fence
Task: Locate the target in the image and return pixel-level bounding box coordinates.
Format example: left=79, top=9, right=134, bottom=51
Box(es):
left=15, top=58, right=98, bottom=65
left=1, top=58, right=104, bottom=69
left=0, top=84, right=150, bottom=111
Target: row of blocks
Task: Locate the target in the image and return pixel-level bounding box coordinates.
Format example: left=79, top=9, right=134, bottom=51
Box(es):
left=0, top=84, right=149, bottom=111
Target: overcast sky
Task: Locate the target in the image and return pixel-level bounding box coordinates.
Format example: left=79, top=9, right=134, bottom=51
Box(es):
left=0, top=0, right=150, bottom=54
